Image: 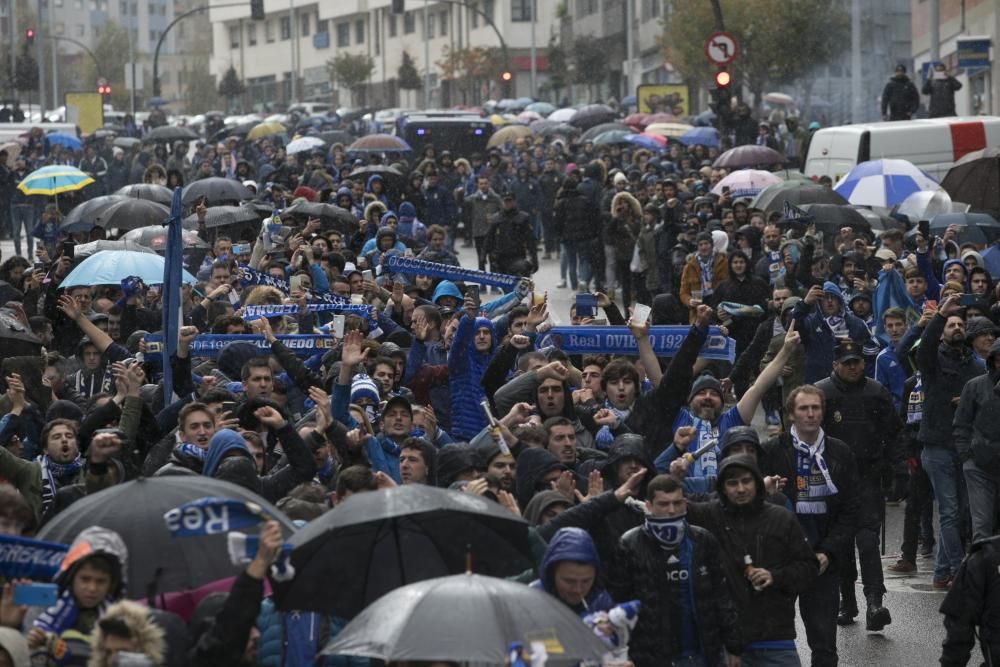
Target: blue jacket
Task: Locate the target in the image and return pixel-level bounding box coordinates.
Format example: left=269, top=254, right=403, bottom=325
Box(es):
left=875, top=344, right=905, bottom=412
left=256, top=598, right=368, bottom=667
left=421, top=183, right=456, bottom=228
left=793, top=281, right=876, bottom=384
left=530, top=527, right=614, bottom=617
left=447, top=315, right=496, bottom=440
left=330, top=382, right=402, bottom=482
left=364, top=175, right=390, bottom=208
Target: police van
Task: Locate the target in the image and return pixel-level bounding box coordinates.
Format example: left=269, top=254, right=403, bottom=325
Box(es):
left=804, top=116, right=1000, bottom=182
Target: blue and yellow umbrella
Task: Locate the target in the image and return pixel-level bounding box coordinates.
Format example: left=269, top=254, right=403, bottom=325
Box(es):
left=16, top=165, right=94, bottom=196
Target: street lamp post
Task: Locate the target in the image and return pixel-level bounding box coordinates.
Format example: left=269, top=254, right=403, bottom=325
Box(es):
left=153, top=2, right=248, bottom=98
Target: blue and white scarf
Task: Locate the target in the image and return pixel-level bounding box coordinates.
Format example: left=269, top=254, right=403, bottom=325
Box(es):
left=697, top=254, right=715, bottom=297
left=791, top=425, right=838, bottom=516
left=37, top=454, right=83, bottom=514
left=34, top=588, right=110, bottom=635
left=906, top=372, right=923, bottom=425
left=594, top=401, right=630, bottom=451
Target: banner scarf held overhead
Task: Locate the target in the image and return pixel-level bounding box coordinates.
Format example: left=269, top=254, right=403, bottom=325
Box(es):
left=0, top=533, right=69, bottom=580
left=237, top=265, right=379, bottom=329
left=241, top=303, right=375, bottom=321
left=384, top=254, right=520, bottom=290
left=144, top=333, right=338, bottom=360
left=543, top=326, right=736, bottom=363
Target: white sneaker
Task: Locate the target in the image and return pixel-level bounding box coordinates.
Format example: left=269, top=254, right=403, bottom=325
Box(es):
left=557, top=281, right=567, bottom=288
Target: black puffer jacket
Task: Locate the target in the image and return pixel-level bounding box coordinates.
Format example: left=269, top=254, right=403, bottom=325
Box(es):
left=687, top=456, right=819, bottom=645
left=554, top=182, right=601, bottom=243
left=760, top=433, right=860, bottom=571
left=953, top=340, right=1000, bottom=472
left=814, top=372, right=903, bottom=468
left=940, top=535, right=1000, bottom=666
left=881, top=74, right=920, bottom=119
left=608, top=521, right=742, bottom=667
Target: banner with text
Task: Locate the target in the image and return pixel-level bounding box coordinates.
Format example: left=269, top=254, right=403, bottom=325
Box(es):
left=544, top=326, right=735, bottom=362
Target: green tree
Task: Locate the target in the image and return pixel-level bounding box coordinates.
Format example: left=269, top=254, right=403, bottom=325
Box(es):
left=571, top=35, right=611, bottom=101
left=398, top=50, right=422, bottom=90
left=327, top=52, right=375, bottom=105
left=183, top=58, right=220, bottom=114
left=14, top=41, right=38, bottom=94
left=217, top=65, right=246, bottom=111
left=661, top=0, right=849, bottom=109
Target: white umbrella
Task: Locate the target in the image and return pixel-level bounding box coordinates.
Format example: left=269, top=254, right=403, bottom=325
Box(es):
left=764, top=92, right=795, bottom=105
left=547, top=108, right=577, bottom=122
left=897, top=189, right=953, bottom=222
left=711, top=169, right=783, bottom=198
left=286, top=136, right=326, bottom=155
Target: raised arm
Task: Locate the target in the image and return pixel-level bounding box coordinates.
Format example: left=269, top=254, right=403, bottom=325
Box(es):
left=736, top=319, right=801, bottom=424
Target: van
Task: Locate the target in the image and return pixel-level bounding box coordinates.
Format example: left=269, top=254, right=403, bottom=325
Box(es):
left=804, top=116, right=1000, bottom=182
left=398, top=113, right=493, bottom=156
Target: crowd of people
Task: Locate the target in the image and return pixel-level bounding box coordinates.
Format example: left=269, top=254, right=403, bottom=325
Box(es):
left=0, top=96, right=996, bottom=667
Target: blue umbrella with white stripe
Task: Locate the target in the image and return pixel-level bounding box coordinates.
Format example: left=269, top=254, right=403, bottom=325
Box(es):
left=834, top=159, right=940, bottom=208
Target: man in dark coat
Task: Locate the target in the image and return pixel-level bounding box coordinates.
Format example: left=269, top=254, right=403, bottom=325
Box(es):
left=922, top=62, right=962, bottom=118
left=815, top=341, right=902, bottom=629
left=482, top=191, right=538, bottom=276
left=881, top=65, right=920, bottom=120
left=939, top=535, right=1000, bottom=666
left=687, top=455, right=819, bottom=664
left=608, top=474, right=743, bottom=667
left=760, top=384, right=860, bottom=667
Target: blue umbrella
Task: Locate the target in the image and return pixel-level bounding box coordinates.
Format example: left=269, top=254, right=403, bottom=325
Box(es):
left=61, top=250, right=197, bottom=287
left=834, top=159, right=939, bottom=208
left=47, top=132, right=82, bottom=151
left=678, top=126, right=720, bottom=149
left=622, top=94, right=637, bottom=107
left=623, top=133, right=666, bottom=151
left=694, top=110, right=717, bottom=127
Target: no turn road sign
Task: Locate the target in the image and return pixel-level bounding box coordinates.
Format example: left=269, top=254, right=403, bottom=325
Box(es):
left=704, top=31, right=739, bottom=65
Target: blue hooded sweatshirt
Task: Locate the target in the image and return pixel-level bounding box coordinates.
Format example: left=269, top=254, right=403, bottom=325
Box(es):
left=792, top=281, right=876, bottom=384
left=448, top=314, right=496, bottom=440
left=365, top=174, right=390, bottom=207
left=432, top=280, right=463, bottom=306
left=530, top=527, right=614, bottom=617
left=202, top=429, right=250, bottom=478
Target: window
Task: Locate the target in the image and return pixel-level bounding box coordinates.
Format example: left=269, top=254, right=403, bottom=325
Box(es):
left=440, top=11, right=447, bottom=35
left=316, top=18, right=326, bottom=34
left=88, top=0, right=96, bottom=10
left=403, top=10, right=415, bottom=33
left=149, top=29, right=157, bottom=42
left=54, top=21, right=64, bottom=34
left=247, top=22, right=256, bottom=46
left=119, top=0, right=125, bottom=13
left=388, top=13, right=397, bottom=37
left=229, top=24, right=239, bottom=48
left=336, top=21, right=349, bottom=46
left=53, top=0, right=63, bottom=6
left=300, top=12, right=309, bottom=36
left=76, top=23, right=85, bottom=36
left=575, top=0, right=597, bottom=16
left=355, top=18, right=364, bottom=43
left=511, top=0, right=531, bottom=21
left=483, top=0, right=494, bottom=21
left=470, top=2, right=478, bottom=27
left=426, top=10, right=434, bottom=38
left=265, top=19, right=274, bottom=42
left=279, top=15, right=291, bottom=40
left=129, top=2, right=136, bottom=15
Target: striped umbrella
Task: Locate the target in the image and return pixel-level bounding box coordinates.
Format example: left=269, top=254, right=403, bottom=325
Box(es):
left=834, top=159, right=940, bottom=208
left=17, top=165, right=94, bottom=196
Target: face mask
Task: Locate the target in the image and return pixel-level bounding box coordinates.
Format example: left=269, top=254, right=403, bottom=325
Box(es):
left=645, top=513, right=686, bottom=548
left=363, top=405, right=378, bottom=425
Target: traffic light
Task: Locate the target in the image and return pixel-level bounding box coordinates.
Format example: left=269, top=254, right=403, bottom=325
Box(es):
left=25, top=28, right=34, bottom=45
left=250, top=0, right=264, bottom=20
left=500, top=71, right=512, bottom=83
left=714, top=67, right=731, bottom=90
left=391, top=0, right=405, bottom=14
left=98, top=82, right=111, bottom=95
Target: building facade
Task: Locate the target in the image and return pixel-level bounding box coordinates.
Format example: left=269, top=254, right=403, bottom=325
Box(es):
left=208, top=0, right=561, bottom=112
left=911, top=0, right=998, bottom=116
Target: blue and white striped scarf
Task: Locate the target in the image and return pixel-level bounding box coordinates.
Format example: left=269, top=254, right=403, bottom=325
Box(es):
left=791, top=425, right=838, bottom=515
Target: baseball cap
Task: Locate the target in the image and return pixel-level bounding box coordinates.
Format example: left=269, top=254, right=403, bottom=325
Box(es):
left=834, top=340, right=863, bottom=363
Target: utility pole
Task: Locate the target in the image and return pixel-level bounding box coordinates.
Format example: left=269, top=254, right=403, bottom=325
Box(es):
left=529, top=0, right=536, bottom=97
left=423, top=0, right=431, bottom=108
left=850, top=0, right=862, bottom=122
left=49, top=0, right=58, bottom=111
left=36, top=0, right=45, bottom=116
left=129, top=27, right=136, bottom=116
left=625, top=0, right=634, bottom=99
left=9, top=0, right=16, bottom=99
left=929, top=0, right=940, bottom=64
left=288, top=0, right=297, bottom=102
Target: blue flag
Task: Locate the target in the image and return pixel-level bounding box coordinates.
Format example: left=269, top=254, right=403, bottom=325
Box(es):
left=161, top=186, right=184, bottom=401
left=873, top=268, right=918, bottom=343
left=0, top=534, right=69, bottom=580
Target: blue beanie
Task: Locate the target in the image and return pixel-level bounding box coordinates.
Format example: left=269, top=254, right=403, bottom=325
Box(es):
left=350, top=374, right=380, bottom=404
left=398, top=201, right=416, bottom=219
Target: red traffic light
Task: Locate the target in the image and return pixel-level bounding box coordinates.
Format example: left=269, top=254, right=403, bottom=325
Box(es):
left=500, top=71, right=512, bottom=82
left=715, top=69, right=731, bottom=88
left=25, top=28, right=35, bottom=42
left=98, top=84, right=111, bottom=95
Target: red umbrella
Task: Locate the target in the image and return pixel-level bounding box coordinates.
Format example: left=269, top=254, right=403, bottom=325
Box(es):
left=638, top=132, right=668, bottom=147
left=623, top=112, right=649, bottom=129
left=348, top=134, right=412, bottom=153
left=713, top=145, right=786, bottom=169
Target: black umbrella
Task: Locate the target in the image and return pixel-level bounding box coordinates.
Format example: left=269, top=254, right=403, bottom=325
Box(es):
left=569, top=104, right=618, bottom=130
left=115, top=183, right=173, bottom=205
left=283, top=201, right=357, bottom=233
left=182, top=204, right=261, bottom=229
left=344, top=164, right=405, bottom=192
left=323, top=574, right=608, bottom=664
left=123, top=226, right=210, bottom=250
left=713, top=145, right=786, bottom=169
left=37, top=476, right=297, bottom=596
left=144, top=125, right=199, bottom=143
left=534, top=121, right=580, bottom=138
left=182, top=177, right=253, bottom=206
left=941, top=147, right=1000, bottom=218
left=799, top=203, right=872, bottom=235
left=271, top=485, right=533, bottom=617
left=317, top=130, right=356, bottom=146
left=929, top=212, right=1000, bottom=246
left=113, top=137, right=141, bottom=150
left=751, top=181, right=849, bottom=215
left=208, top=120, right=259, bottom=144
left=61, top=194, right=128, bottom=232
left=93, top=198, right=172, bottom=231
left=0, top=307, right=42, bottom=348
left=579, top=121, right=632, bottom=143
